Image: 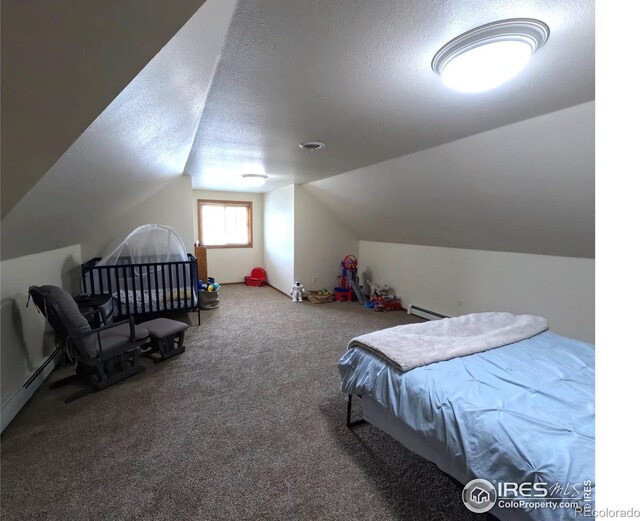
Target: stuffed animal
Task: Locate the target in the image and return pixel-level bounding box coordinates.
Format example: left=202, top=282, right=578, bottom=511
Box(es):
left=290, top=281, right=306, bottom=302
left=368, top=282, right=395, bottom=299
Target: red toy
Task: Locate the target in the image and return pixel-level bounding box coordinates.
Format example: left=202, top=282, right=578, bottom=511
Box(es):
left=374, top=296, right=402, bottom=312
left=383, top=297, right=402, bottom=311
left=244, top=267, right=267, bottom=287
left=335, top=255, right=363, bottom=303
left=342, top=255, right=358, bottom=271
left=334, top=288, right=352, bottom=302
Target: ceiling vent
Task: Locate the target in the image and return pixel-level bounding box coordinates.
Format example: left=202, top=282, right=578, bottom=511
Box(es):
left=299, top=141, right=326, bottom=151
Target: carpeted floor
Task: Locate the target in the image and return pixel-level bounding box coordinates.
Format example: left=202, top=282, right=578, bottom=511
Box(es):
left=1, top=285, right=493, bottom=521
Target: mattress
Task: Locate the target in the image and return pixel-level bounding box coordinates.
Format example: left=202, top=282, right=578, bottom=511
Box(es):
left=338, top=331, right=595, bottom=521
left=112, top=288, right=196, bottom=314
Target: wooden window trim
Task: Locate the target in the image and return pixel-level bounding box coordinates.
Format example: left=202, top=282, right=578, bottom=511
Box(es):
left=197, top=199, right=253, bottom=249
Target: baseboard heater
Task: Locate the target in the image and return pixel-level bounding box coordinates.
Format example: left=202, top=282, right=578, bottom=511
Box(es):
left=1, top=347, right=61, bottom=432
left=407, top=305, right=449, bottom=321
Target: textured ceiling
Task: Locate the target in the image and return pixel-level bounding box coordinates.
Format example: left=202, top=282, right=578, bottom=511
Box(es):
left=307, top=102, right=595, bottom=258
left=2, top=0, right=594, bottom=260
left=186, top=0, right=594, bottom=192
left=1, top=0, right=205, bottom=217
left=1, top=0, right=236, bottom=260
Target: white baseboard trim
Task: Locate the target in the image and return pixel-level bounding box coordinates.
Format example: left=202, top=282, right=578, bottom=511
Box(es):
left=1, top=350, right=60, bottom=432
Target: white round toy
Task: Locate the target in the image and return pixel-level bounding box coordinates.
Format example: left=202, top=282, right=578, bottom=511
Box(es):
left=290, top=281, right=305, bottom=302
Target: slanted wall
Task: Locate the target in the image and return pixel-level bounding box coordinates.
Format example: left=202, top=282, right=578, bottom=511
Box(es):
left=293, top=185, right=359, bottom=292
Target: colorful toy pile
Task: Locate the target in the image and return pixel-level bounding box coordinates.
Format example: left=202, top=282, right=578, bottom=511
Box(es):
left=197, top=277, right=220, bottom=309
left=199, top=277, right=220, bottom=292
left=365, top=283, right=402, bottom=312
left=372, top=296, right=402, bottom=312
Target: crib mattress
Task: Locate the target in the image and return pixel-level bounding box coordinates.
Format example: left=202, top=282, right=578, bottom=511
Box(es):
left=112, top=288, right=196, bottom=314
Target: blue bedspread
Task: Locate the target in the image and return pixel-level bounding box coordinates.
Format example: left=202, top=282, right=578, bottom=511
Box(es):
left=338, top=331, right=594, bottom=521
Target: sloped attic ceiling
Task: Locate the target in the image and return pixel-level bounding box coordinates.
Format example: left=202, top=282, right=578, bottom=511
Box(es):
left=1, top=0, right=206, bottom=218
left=306, top=102, right=595, bottom=258
left=1, top=0, right=237, bottom=260
left=185, top=0, right=594, bottom=192
left=2, top=0, right=594, bottom=261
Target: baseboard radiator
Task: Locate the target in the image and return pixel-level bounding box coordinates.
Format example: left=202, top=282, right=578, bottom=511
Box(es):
left=0, top=348, right=61, bottom=432
left=407, top=305, right=449, bottom=321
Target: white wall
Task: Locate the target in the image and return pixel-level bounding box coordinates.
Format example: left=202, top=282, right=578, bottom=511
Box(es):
left=81, top=176, right=195, bottom=261
left=306, top=102, right=595, bottom=259
left=1, top=244, right=82, bottom=423
left=360, top=241, right=595, bottom=343
left=192, top=189, right=264, bottom=283
left=294, top=185, right=359, bottom=291
left=263, top=185, right=295, bottom=294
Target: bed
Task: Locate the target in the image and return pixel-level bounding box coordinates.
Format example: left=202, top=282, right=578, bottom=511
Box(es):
left=338, top=313, right=594, bottom=521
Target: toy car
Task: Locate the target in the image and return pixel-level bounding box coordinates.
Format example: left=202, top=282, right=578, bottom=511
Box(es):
left=382, top=298, right=402, bottom=311
left=372, top=297, right=402, bottom=311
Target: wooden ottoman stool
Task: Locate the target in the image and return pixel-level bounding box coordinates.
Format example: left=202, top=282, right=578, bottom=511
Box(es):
left=142, top=318, right=189, bottom=362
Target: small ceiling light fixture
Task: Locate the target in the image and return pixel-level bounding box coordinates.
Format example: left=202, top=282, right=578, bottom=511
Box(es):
left=432, top=18, right=549, bottom=93
left=241, top=174, right=268, bottom=187
left=299, top=141, right=326, bottom=151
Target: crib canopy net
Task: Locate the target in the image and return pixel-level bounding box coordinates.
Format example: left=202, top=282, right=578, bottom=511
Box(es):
left=98, top=224, right=188, bottom=265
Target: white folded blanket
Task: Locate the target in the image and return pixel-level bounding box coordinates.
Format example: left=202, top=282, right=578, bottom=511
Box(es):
left=348, top=312, right=548, bottom=372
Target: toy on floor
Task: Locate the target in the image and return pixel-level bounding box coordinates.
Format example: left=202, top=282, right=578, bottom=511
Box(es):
left=197, top=278, right=220, bottom=309
left=369, top=283, right=393, bottom=298
left=362, top=269, right=401, bottom=311
left=307, top=289, right=334, bottom=304
left=334, top=288, right=351, bottom=302
left=291, top=281, right=306, bottom=302
left=373, top=296, right=402, bottom=312
left=244, top=267, right=267, bottom=287
left=335, top=255, right=366, bottom=305
left=366, top=278, right=400, bottom=311
left=199, top=277, right=220, bottom=292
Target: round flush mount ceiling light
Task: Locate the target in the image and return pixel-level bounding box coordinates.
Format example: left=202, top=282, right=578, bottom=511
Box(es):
left=241, top=174, right=268, bottom=187
left=432, top=18, right=549, bottom=93
left=299, top=141, right=326, bottom=151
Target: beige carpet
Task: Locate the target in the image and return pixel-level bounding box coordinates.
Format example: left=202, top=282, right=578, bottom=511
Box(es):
left=1, top=284, right=493, bottom=521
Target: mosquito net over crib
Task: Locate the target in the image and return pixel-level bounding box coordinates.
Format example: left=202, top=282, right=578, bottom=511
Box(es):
left=97, top=224, right=188, bottom=266
left=83, top=224, right=198, bottom=316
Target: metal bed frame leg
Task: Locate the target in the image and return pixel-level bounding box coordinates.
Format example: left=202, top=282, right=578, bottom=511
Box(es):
left=346, top=394, right=367, bottom=428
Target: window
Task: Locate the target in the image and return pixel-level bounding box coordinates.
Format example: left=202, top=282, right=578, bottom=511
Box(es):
left=198, top=200, right=253, bottom=248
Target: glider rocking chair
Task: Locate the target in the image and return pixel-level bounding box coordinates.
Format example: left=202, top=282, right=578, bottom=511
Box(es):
left=28, top=285, right=149, bottom=402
